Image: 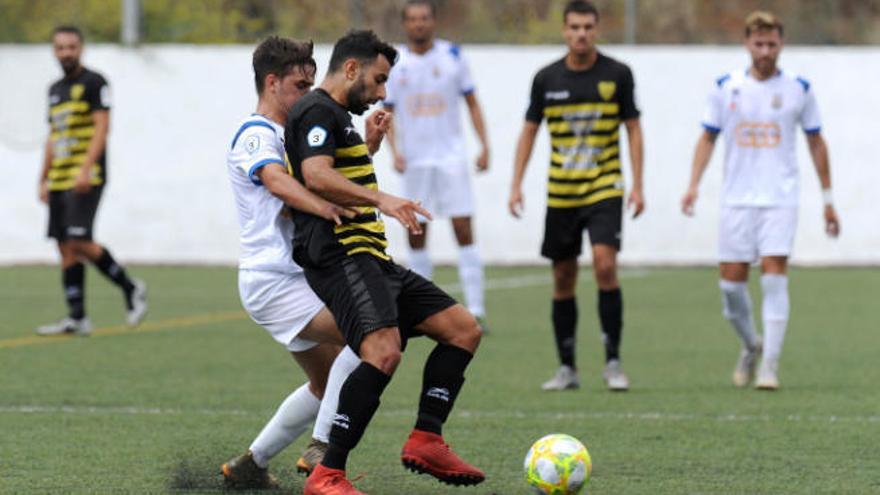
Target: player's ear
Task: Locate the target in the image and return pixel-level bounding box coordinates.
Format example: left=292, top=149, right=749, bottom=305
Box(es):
left=343, top=58, right=360, bottom=81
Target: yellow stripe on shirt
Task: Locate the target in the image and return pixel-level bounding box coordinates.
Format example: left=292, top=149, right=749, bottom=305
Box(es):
left=547, top=118, right=620, bottom=134
left=548, top=160, right=621, bottom=181
left=547, top=173, right=622, bottom=196
left=544, top=102, right=619, bottom=118
left=547, top=189, right=624, bottom=208
left=336, top=144, right=369, bottom=158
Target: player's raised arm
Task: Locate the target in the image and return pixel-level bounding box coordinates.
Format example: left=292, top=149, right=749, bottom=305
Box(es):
left=257, top=163, right=356, bottom=225
left=682, top=129, right=719, bottom=216
left=805, top=132, right=840, bottom=237
left=509, top=121, right=540, bottom=218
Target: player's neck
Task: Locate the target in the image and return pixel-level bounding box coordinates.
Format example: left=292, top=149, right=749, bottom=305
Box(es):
left=565, top=49, right=598, bottom=71
left=319, top=79, right=349, bottom=109
left=749, top=65, right=779, bottom=81
left=255, top=100, right=285, bottom=126
left=408, top=38, right=433, bottom=55
left=63, top=64, right=84, bottom=79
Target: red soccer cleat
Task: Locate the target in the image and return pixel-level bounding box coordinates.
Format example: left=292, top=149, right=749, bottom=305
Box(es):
left=303, top=464, right=367, bottom=495
left=400, top=429, right=485, bottom=486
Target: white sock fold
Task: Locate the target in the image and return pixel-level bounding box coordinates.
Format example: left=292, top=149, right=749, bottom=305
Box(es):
left=719, top=279, right=759, bottom=350
left=458, top=244, right=485, bottom=318
left=312, top=345, right=360, bottom=443
left=408, top=248, right=433, bottom=280
left=761, top=274, right=789, bottom=363
left=249, top=383, right=319, bottom=468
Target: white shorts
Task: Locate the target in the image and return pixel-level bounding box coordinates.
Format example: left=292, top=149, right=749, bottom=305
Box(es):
left=238, top=269, right=324, bottom=352
left=718, top=206, right=798, bottom=263
left=403, top=164, right=474, bottom=220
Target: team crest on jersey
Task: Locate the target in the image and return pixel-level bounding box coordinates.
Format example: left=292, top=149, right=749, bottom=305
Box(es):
left=771, top=93, right=783, bottom=109
left=70, top=84, right=85, bottom=101
left=307, top=126, right=328, bottom=147
left=598, top=81, right=616, bottom=101
left=244, top=135, right=260, bottom=155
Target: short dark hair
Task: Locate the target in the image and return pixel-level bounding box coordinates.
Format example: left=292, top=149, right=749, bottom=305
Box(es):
left=745, top=11, right=784, bottom=37
left=402, top=0, right=436, bottom=20
left=327, top=30, right=398, bottom=74
left=563, top=0, right=600, bottom=23
left=252, top=36, right=316, bottom=94
left=52, top=25, right=83, bottom=42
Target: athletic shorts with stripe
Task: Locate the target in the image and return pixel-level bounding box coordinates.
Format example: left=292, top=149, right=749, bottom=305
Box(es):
left=303, top=254, right=457, bottom=353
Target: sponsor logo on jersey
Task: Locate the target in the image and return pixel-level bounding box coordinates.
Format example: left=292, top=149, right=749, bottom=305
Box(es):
left=405, top=92, right=447, bottom=117
left=545, top=90, right=570, bottom=101
left=598, top=81, right=616, bottom=101
left=70, top=84, right=85, bottom=101
left=735, top=121, right=781, bottom=148
left=307, top=126, right=328, bottom=147
left=426, top=387, right=450, bottom=402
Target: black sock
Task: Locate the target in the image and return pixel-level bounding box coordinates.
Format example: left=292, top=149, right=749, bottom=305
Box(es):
left=598, top=288, right=623, bottom=362
left=63, top=263, right=86, bottom=320
left=93, top=248, right=135, bottom=305
left=552, top=298, right=577, bottom=368
left=323, top=362, right=391, bottom=471
left=415, top=344, right=473, bottom=435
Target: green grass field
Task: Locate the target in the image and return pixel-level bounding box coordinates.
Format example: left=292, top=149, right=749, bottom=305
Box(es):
left=1, top=265, right=878, bottom=494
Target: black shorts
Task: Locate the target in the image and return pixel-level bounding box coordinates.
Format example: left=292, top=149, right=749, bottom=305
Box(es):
left=541, top=197, right=623, bottom=260
left=47, top=187, right=103, bottom=241
left=304, top=254, right=458, bottom=353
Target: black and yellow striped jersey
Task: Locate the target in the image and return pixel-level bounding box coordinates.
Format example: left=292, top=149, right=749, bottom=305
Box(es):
left=47, top=68, right=110, bottom=191
left=285, top=89, right=389, bottom=268
left=526, top=53, right=639, bottom=209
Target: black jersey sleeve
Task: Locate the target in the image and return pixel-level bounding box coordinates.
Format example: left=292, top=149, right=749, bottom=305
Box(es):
left=618, top=65, right=640, bottom=120
left=292, top=105, right=338, bottom=161
left=525, top=71, right=546, bottom=123
left=86, top=73, right=110, bottom=111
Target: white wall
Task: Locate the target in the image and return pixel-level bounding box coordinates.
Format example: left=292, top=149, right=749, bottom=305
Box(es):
left=1, top=44, right=876, bottom=265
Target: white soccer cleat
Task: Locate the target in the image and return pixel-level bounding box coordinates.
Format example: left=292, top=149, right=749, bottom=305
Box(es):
left=541, top=365, right=580, bottom=391
left=603, top=359, right=630, bottom=391
left=126, top=279, right=148, bottom=327
left=733, top=338, right=763, bottom=388
left=35, top=317, right=93, bottom=336
left=755, top=358, right=779, bottom=391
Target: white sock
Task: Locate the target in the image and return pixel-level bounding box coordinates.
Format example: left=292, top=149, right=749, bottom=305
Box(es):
left=408, top=248, right=433, bottom=280
left=761, top=274, right=789, bottom=364
left=249, top=383, right=319, bottom=468
left=458, top=244, right=485, bottom=318
left=719, top=279, right=759, bottom=350
left=312, top=345, right=360, bottom=443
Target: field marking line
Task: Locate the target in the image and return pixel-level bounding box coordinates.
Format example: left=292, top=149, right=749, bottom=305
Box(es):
left=0, top=271, right=646, bottom=351
left=0, top=311, right=247, bottom=350
left=0, top=404, right=876, bottom=425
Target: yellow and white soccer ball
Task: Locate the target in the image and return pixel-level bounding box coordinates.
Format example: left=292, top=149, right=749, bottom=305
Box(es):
left=523, top=433, right=592, bottom=495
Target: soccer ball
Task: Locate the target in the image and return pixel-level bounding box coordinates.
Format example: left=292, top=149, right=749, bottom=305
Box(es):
left=523, top=433, right=592, bottom=495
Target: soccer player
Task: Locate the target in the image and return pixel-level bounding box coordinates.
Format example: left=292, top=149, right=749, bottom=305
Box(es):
left=681, top=11, right=840, bottom=390
left=36, top=26, right=146, bottom=336
left=384, top=0, right=491, bottom=330
left=508, top=0, right=644, bottom=392
left=285, top=30, right=484, bottom=495
left=222, top=36, right=375, bottom=488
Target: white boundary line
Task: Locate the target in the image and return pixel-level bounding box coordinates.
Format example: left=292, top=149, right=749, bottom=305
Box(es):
left=0, top=404, right=876, bottom=424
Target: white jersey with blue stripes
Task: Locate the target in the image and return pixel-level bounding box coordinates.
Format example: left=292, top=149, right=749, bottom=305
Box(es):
left=702, top=69, right=822, bottom=207
left=227, top=114, right=301, bottom=273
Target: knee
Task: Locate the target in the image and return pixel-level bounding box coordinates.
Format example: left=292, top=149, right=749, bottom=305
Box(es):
left=594, top=259, right=617, bottom=287
left=447, top=315, right=481, bottom=353
left=361, top=336, right=402, bottom=375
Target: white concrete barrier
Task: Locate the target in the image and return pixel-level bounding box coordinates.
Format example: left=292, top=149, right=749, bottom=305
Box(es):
left=1, top=44, right=876, bottom=265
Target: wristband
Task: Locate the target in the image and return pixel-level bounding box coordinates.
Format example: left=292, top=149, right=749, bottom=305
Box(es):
left=822, top=189, right=833, bottom=206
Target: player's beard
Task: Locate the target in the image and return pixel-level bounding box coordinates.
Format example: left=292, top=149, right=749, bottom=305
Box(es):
left=347, top=77, right=372, bottom=115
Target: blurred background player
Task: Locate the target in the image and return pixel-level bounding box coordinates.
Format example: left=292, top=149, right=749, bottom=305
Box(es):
left=384, top=0, right=491, bottom=331
left=285, top=30, right=484, bottom=495
left=221, top=36, right=365, bottom=488
left=36, top=25, right=146, bottom=336
left=508, top=0, right=644, bottom=391
left=681, top=11, right=840, bottom=390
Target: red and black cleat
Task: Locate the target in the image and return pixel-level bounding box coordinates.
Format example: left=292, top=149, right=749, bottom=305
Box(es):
left=400, top=429, right=485, bottom=486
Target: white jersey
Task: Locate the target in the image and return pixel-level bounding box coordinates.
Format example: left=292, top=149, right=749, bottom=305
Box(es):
left=702, top=69, right=822, bottom=207
left=384, top=39, right=475, bottom=169
left=227, top=114, right=301, bottom=274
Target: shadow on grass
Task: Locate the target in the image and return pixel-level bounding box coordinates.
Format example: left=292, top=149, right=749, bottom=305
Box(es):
left=168, top=457, right=300, bottom=494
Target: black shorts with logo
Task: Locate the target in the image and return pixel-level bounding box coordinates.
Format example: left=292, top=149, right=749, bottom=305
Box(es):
left=541, top=197, right=623, bottom=260
left=47, top=187, right=103, bottom=241
left=304, top=254, right=458, bottom=353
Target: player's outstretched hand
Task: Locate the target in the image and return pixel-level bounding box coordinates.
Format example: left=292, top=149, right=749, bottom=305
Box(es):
left=509, top=188, right=524, bottom=218
left=681, top=188, right=698, bottom=216
left=320, top=202, right=359, bottom=226
left=825, top=205, right=840, bottom=238
left=628, top=187, right=645, bottom=219
left=365, top=109, right=392, bottom=155
left=476, top=147, right=489, bottom=172
left=377, top=192, right=431, bottom=234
